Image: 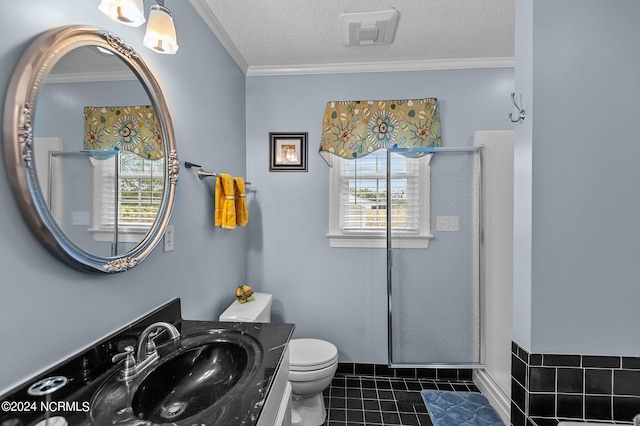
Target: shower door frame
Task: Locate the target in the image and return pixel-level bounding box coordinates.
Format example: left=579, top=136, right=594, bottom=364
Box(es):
left=386, top=146, right=485, bottom=368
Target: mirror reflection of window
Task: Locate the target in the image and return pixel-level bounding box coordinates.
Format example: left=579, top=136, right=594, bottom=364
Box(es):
left=92, top=151, right=164, bottom=245
left=118, top=152, right=164, bottom=227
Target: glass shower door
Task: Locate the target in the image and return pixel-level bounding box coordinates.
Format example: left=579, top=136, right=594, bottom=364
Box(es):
left=387, top=147, right=482, bottom=367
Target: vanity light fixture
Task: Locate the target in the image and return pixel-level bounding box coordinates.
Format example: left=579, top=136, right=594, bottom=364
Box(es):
left=143, top=1, right=179, bottom=54
left=98, top=0, right=146, bottom=27
left=99, top=0, right=178, bottom=55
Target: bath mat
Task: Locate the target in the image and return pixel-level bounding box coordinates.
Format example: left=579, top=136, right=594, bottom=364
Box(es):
left=421, top=390, right=505, bottom=426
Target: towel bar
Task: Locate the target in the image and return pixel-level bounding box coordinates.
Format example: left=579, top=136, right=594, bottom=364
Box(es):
left=184, top=161, right=251, bottom=185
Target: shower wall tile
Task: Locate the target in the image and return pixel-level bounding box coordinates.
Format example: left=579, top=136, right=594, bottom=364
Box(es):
left=557, top=368, right=583, bottom=393
left=529, top=367, right=555, bottom=392
left=585, top=369, right=612, bottom=394
left=510, top=342, right=640, bottom=426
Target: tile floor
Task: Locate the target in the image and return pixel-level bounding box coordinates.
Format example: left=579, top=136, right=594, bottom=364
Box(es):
left=320, top=372, right=480, bottom=425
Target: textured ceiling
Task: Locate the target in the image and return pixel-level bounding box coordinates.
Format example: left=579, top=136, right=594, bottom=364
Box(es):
left=189, top=0, right=515, bottom=75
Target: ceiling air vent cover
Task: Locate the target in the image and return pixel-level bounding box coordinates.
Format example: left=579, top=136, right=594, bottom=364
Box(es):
left=340, top=9, right=399, bottom=46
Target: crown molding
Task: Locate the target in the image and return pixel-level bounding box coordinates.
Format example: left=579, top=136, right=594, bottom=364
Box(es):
left=188, top=0, right=249, bottom=74
left=246, top=57, right=515, bottom=77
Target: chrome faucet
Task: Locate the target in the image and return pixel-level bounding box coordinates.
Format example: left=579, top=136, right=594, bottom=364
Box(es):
left=112, top=322, right=180, bottom=380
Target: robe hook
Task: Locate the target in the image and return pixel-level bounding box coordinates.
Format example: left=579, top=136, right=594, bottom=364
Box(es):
left=184, top=161, right=202, bottom=169
left=508, top=92, right=526, bottom=123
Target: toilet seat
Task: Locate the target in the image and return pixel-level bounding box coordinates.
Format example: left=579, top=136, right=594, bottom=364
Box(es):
left=289, top=338, right=338, bottom=372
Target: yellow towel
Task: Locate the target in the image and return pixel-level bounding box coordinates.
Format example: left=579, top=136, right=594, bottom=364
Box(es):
left=215, top=173, right=236, bottom=229
left=235, top=177, right=248, bottom=227
left=215, top=176, right=223, bottom=227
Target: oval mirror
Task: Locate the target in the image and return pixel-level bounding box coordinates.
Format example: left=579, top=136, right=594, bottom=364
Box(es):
left=3, top=26, right=178, bottom=273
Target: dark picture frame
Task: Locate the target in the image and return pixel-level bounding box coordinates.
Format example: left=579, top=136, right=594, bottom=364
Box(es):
left=269, top=132, right=308, bottom=172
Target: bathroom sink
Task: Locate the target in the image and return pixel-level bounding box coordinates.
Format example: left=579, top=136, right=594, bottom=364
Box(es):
left=90, top=330, right=263, bottom=425
left=132, top=341, right=248, bottom=422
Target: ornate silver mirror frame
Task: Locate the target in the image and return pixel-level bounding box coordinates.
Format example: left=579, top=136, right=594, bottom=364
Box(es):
left=3, top=25, right=178, bottom=273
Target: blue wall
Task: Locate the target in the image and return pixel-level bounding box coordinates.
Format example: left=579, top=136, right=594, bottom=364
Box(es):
left=245, top=69, right=514, bottom=363
left=513, top=0, right=640, bottom=355
left=0, top=1, right=247, bottom=394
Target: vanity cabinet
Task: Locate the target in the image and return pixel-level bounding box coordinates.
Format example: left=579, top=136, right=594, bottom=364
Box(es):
left=0, top=299, right=294, bottom=426
left=258, top=347, right=291, bottom=426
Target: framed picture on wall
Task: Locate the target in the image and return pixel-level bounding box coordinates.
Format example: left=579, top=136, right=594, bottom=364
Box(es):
left=269, top=132, right=308, bottom=172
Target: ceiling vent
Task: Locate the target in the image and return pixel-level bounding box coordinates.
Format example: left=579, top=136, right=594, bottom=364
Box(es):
left=340, top=9, right=399, bottom=46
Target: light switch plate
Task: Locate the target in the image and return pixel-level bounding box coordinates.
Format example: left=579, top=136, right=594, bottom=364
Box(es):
left=436, top=216, right=460, bottom=232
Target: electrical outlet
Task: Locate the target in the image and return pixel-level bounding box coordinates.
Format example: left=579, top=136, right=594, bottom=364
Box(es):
left=164, top=225, right=174, bottom=252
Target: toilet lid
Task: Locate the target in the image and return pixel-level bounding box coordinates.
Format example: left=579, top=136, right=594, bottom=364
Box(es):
left=289, top=338, right=338, bottom=371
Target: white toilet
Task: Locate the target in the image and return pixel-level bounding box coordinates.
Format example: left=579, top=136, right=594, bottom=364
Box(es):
left=219, top=293, right=338, bottom=426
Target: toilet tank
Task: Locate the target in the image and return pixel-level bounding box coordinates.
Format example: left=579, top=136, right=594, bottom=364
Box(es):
left=219, top=292, right=272, bottom=322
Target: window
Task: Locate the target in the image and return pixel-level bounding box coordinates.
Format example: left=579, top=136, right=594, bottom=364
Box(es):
left=91, top=151, right=164, bottom=243
left=328, top=150, right=433, bottom=248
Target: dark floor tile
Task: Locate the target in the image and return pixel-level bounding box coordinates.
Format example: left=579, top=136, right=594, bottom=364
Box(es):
left=328, top=408, right=346, bottom=421
left=347, top=398, right=363, bottom=410
left=346, top=409, right=365, bottom=423
left=397, top=402, right=417, bottom=413
left=400, top=412, right=421, bottom=425
left=329, top=397, right=346, bottom=409
left=420, top=380, right=438, bottom=390
left=330, top=387, right=345, bottom=397
left=406, top=380, right=422, bottom=391
left=382, top=411, right=401, bottom=424
left=377, top=390, right=394, bottom=400
left=346, top=388, right=363, bottom=399
left=324, top=373, right=475, bottom=426
left=361, top=378, right=377, bottom=389
left=362, top=399, right=379, bottom=411
left=331, top=376, right=346, bottom=387
left=414, top=402, right=428, bottom=413
left=452, top=383, right=470, bottom=391
left=391, top=380, right=407, bottom=390
left=364, top=410, right=383, bottom=423
left=376, top=378, right=392, bottom=389
left=362, top=389, right=377, bottom=399
left=379, top=400, right=397, bottom=411
left=418, top=413, right=433, bottom=426
left=346, top=377, right=361, bottom=388
left=435, top=382, right=454, bottom=391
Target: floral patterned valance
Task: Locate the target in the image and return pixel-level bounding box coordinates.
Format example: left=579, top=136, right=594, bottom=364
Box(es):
left=84, top=105, right=163, bottom=160
left=319, top=98, right=441, bottom=165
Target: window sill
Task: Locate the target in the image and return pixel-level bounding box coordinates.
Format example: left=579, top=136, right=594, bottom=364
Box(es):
left=89, top=226, right=151, bottom=243
left=327, top=233, right=433, bottom=249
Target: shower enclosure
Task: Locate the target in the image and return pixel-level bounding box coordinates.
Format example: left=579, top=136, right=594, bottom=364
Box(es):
left=386, top=146, right=483, bottom=367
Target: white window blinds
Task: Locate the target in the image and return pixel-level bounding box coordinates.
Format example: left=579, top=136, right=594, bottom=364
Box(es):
left=91, top=151, right=164, bottom=243
left=328, top=150, right=432, bottom=248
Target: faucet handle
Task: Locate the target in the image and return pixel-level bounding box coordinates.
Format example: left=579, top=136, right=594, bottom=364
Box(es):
left=145, top=332, right=159, bottom=357
left=112, top=346, right=136, bottom=369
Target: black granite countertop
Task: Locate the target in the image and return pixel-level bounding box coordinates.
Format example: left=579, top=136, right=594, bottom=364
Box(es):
left=0, top=299, right=294, bottom=426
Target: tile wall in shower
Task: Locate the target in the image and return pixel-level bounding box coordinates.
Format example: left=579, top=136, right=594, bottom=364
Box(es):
left=511, top=342, right=640, bottom=426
